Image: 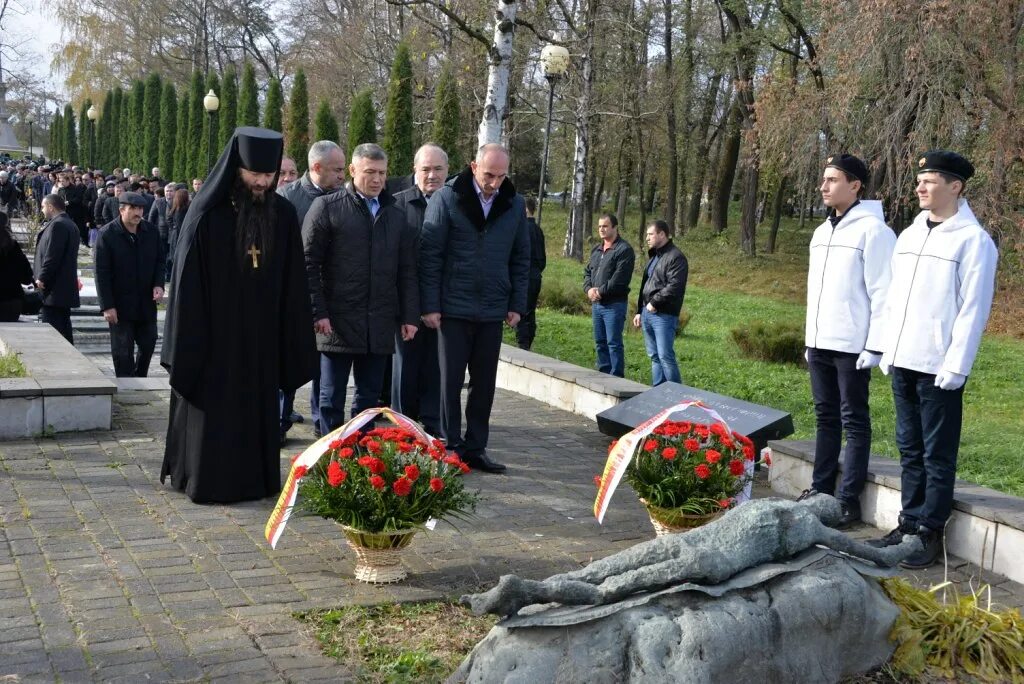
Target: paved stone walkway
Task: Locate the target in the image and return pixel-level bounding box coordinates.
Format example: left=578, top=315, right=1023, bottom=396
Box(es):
left=1, top=387, right=1022, bottom=682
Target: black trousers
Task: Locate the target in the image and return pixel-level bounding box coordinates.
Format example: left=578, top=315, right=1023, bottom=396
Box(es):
left=41, top=305, right=73, bottom=344
left=438, top=318, right=503, bottom=458
left=392, top=325, right=441, bottom=434
left=109, top=318, right=158, bottom=377
left=516, top=276, right=542, bottom=350
left=807, top=347, right=872, bottom=504
left=892, top=367, right=964, bottom=532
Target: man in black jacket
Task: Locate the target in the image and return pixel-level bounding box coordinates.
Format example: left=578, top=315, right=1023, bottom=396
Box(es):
left=94, top=192, right=165, bottom=377
left=391, top=143, right=448, bottom=435
left=302, top=143, right=419, bottom=434
left=94, top=180, right=115, bottom=234
left=419, top=144, right=531, bottom=473
left=149, top=183, right=175, bottom=267
left=34, top=194, right=81, bottom=343
left=583, top=213, right=635, bottom=377
left=516, top=196, right=546, bottom=350
left=632, top=219, right=688, bottom=386
left=278, top=140, right=346, bottom=442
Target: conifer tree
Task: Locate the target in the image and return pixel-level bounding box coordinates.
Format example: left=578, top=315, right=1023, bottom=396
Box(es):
left=313, top=99, right=339, bottom=146
left=287, top=69, right=310, bottom=173
left=186, top=70, right=205, bottom=179
left=433, top=63, right=462, bottom=171
left=383, top=42, right=414, bottom=175
left=173, top=90, right=190, bottom=182
left=117, top=89, right=131, bottom=167
left=199, top=72, right=221, bottom=175
left=129, top=79, right=146, bottom=169
left=347, top=89, right=376, bottom=160
left=78, top=100, right=92, bottom=168
left=263, top=78, right=283, bottom=132
left=50, top=110, right=63, bottom=160
left=238, top=62, right=259, bottom=128
left=98, top=90, right=114, bottom=169
left=219, top=65, right=238, bottom=149
left=143, top=72, right=162, bottom=169
left=159, top=82, right=177, bottom=179
left=63, top=104, right=78, bottom=165
left=109, top=88, right=123, bottom=169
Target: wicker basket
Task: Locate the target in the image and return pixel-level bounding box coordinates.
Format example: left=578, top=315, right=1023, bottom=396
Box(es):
left=340, top=525, right=420, bottom=583
left=639, top=499, right=722, bottom=536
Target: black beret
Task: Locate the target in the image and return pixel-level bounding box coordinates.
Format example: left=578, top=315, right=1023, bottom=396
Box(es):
left=825, top=154, right=869, bottom=186
left=118, top=191, right=147, bottom=207
left=917, top=150, right=974, bottom=182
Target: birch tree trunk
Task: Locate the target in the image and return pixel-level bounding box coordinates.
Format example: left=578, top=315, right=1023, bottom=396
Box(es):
left=476, top=0, right=518, bottom=147
left=563, top=0, right=597, bottom=260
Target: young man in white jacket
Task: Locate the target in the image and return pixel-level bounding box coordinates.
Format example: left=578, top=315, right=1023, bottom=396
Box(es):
left=868, top=150, right=998, bottom=569
left=801, top=154, right=896, bottom=528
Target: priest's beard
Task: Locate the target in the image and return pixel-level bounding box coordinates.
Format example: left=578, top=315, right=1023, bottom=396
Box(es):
left=233, top=176, right=277, bottom=271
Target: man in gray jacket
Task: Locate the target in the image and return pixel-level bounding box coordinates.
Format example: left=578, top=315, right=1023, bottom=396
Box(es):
left=419, top=144, right=531, bottom=473
left=279, top=141, right=346, bottom=442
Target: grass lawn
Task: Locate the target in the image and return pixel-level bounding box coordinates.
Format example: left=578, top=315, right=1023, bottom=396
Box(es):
left=510, top=201, right=1024, bottom=497
left=0, top=351, right=27, bottom=378
left=297, top=602, right=495, bottom=683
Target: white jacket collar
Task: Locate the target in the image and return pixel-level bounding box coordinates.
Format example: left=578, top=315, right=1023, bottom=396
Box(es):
left=910, top=198, right=980, bottom=233
left=829, top=199, right=885, bottom=229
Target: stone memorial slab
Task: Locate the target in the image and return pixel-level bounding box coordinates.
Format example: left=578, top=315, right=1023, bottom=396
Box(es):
left=596, top=381, right=793, bottom=449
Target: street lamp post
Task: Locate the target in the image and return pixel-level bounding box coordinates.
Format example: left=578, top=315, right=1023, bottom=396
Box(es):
left=536, top=43, right=570, bottom=230
left=26, top=113, right=35, bottom=160
left=203, top=89, right=220, bottom=175
left=86, top=105, right=98, bottom=169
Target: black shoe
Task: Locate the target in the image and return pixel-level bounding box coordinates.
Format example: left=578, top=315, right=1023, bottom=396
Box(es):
left=313, top=426, right=322, bottom=439
left=464, top=452, right=507, bottom=474
left=867, top=520, right=917, bottom=548
left=289, top=412, right=304, bottom=424
left=279, top=433, right=287, bottom=448
left=900, top=527, right=943, bottom=569
left=796, top=488, right=822, bottom=501
left=835, top=500, right=862, bottom=529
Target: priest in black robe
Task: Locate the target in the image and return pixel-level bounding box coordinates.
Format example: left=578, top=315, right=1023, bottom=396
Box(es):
left=160, top=127, right=317, bottom=503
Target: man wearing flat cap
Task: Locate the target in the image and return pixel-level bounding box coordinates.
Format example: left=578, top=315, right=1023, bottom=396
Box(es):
left=800, top=154, right=896, bottom=528
left=161, top=127, right=317, bottom=504
left=93, top=191, right=165, bottom=378
left=868, top=150, right=998, bottom=569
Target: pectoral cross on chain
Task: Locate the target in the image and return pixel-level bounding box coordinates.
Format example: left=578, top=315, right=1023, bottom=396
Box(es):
left=247, top=245, right=261, bottom=269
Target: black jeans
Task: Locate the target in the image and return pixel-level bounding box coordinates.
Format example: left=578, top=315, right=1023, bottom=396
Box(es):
left=109, top=319, right=158, bottom=377
left=318, top=352, right=388, bottom=435
left=516, top=276, right=542, bottom=350
left=41, top=305, right=73, bottom=344
left=392, top=325, right=441, bottom=434
left=892, top=366, right=964, bottom=532
left=438, top=318, right=503, bottom=458
left=807, top=347, right=872, bottom=504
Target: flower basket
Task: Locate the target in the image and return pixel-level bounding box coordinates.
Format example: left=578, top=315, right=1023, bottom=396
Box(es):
left=340, top=525, right=420, bottom=584
left=639, top=498, right=722, bottom=536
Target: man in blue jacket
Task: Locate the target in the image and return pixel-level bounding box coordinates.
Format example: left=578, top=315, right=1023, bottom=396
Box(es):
left=419, top=144, right=531, bottom=474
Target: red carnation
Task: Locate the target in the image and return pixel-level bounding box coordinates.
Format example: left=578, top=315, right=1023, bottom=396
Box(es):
left=684, top=438, right=700, bottom=452
left=329, top=438, right=344, bottom=450
left=368, top=458, right=386, bottom=475
left=293, top=465, right=308, bottom=479
left=710, top=423, right=728, bottom=437
left=365, top=440, right=382, bottom=454
left=396, top=442, right=414, bottom=453
left=720, top=437, right=735, bottom=450
left=764, top=452, right=772, bottom=466
left=694, top=463, right=712, bottom=480
left=743, top=445, right=755, bottom=461
left=729, top=459, right=745, bottom=476
left=338, top=447, right=354, bottom=459
left=357, top=455, right=374, bottom=468
left=705, top=449, right=722, bottom=464
left=643, top=439, right=658, bottom=452
left=678, top=421, right=693, bottom=433
left=392, top=477, right=413, bottom=496
left=661, top=447, right=678, bottom=461
left=327, top=461, right=347, bottom=487
left=459, top=463, right=470, bottom=474
left=404, top=464, right=420, bottom=481
left=718, top=498, right=733, bottom=509
left=694, top=425, right=710, bottom=438
left=369, top=475, right=386, bottom=490
left=430, top=477, right=445, bottom=493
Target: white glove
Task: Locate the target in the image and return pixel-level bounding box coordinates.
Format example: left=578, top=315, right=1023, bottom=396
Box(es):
left=879, top=360, right=892, bottom=376
left=934, top=370, right=966, bottom=391
left=856, top=351, right=882, bottom=370
left=804, top=349, right=809, bottom=363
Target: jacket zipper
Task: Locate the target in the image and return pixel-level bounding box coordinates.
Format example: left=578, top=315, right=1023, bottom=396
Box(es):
left=890, top=226, right=933, bottom=367
left=813, top=225, right=836, bottom=349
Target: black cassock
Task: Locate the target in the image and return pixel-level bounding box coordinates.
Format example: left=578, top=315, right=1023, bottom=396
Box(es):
left=160, top=199, right=316, bottom=503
